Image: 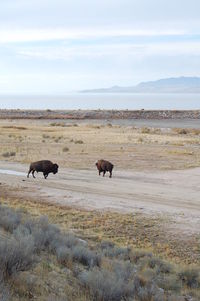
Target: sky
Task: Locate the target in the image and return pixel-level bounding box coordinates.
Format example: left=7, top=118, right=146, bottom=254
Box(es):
left=0, top=0, right=200, bottom=94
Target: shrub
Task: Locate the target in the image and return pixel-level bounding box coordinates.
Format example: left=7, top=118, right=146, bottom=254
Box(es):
left=157, top=274, right=181, bottom=292
left=47, top=297, right=68, bottom=301
left=172, top=128, right=188, bottom=135
left=74, top=140, right=84, bottom=144
left=178, top=268, right=200, bottom=288
left=141, top=127, right=151, bottom=134
left=100, top=241, right=130, bottom=260
left=79, top=268, right=128, bottom=301
left=42, top=134, right=50, bottom=139
left=110, top=260, right=136, bottom=282
left=178, top=129, right=188, bottom=135
left=2, top=126, right=26, bottom=130
left=25, top=216, right=61, bottom=252
left=0, top=205, right=21, bottom=232
left=130, top=250, right=153, bottom=264
left=79, top=265, right=162, bottom=301
left=72, top=246, right=101, bottom=267
left=2, top=151, right=16, bottom=158
left=0, top=236, right=36, bottom=278
left=138, top=137, right=144, bottom=143
left=0, top=282, right=11, bottom=301
left=61, top=233, right=81, bottom=249
left=56, top=246, right=72, bottom=265
left=148, top=257, right=173, bottom=274
left=100, top=240, right=115, bottom=249
left=62, top=147, right=69, bottom=152
left=136, top=283, right=163, bottom=301
left=191, top=128, right=200, bottom=135
left=50, top=122, right=66, bottom=127
left=132, top=275, right=164, bottom=301
left=23, top=217, right=83, bottom=257
left=49, top=233, right=81, bottom=255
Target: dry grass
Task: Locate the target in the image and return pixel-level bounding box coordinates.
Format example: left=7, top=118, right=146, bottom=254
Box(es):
left=2, top=151, right=16, bottom=158
left=172, top=127, right=200, bottom=136
left=1, top=119, right=200, bottom=300
left=2, top=126, right=27, bottom=130
left=0, top=189, right=199, bottom=266
left=1, top=119, right=200, bottom=170
left=0, top=193, right=199, bottom=301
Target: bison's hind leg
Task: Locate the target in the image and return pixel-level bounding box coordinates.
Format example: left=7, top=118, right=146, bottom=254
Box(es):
left=103, top=170, right=106, bottom=177
left=32, top=170, right=36, bottom=178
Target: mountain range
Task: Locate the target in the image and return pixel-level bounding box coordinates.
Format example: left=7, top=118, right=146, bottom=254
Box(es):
left=80, top=77, right=200, bottom=93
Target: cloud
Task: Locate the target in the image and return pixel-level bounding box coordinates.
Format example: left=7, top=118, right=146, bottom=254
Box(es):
left=1, top=0, right=200, bottom=31
left=17, top=41, right=200, bottom=62
left=0, top=28, right=187, bottom=44
left=0, top=0, right=199, bottom=93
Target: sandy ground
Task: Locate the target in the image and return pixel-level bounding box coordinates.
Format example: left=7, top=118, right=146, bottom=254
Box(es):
left=0, top=161, right=200, bottom=236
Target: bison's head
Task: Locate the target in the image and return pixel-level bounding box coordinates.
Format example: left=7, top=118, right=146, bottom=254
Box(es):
left=95, top=162, right=98, bottom=167
left=53, top=163, right=59, bottom=174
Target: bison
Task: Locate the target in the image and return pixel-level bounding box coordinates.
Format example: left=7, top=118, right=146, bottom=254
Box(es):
left=95, top=159, right=114, bottom=178
left=27, top=160, right=59, bottom=179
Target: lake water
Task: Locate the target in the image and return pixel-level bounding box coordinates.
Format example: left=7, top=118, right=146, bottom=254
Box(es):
left=0, top=93, right=200, bottom=110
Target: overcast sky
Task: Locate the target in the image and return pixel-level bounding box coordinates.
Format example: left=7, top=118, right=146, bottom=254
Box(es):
left=0, top=0, right=200, bottom=94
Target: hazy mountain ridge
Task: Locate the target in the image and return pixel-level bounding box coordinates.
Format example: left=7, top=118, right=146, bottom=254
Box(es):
left=80, top=77, right=200, bottom=93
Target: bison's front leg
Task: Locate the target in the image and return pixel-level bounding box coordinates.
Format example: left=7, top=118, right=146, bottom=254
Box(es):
left=43, top=173, right=48, bottom=179
left=27, top=168, right=31, bottom=178
left=103, top=170, right=106, bottom=177
left=109, top=171, right=112, bottom=178
left=32, top=170, right=36, bottom=178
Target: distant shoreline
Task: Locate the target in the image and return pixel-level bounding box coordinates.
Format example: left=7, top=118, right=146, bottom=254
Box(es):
left=0, top=109, right=200, bottom=120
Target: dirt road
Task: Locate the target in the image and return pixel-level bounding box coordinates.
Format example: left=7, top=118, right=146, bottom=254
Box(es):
left=0, top=160, right=200, bottom=230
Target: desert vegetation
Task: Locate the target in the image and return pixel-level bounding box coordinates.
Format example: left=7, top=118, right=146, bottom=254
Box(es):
left=1, top=119, right=200, bottom=170
left=0, top=202, right=199, bottom=301
left=0, top=118, right=200, bottom=300
left=2, top=151, right=16, bottom=158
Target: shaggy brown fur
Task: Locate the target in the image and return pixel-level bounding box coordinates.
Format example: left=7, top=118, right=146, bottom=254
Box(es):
left=95, top=159, right=114, bottom=178
left=27, top=160, right=59, bottom=179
